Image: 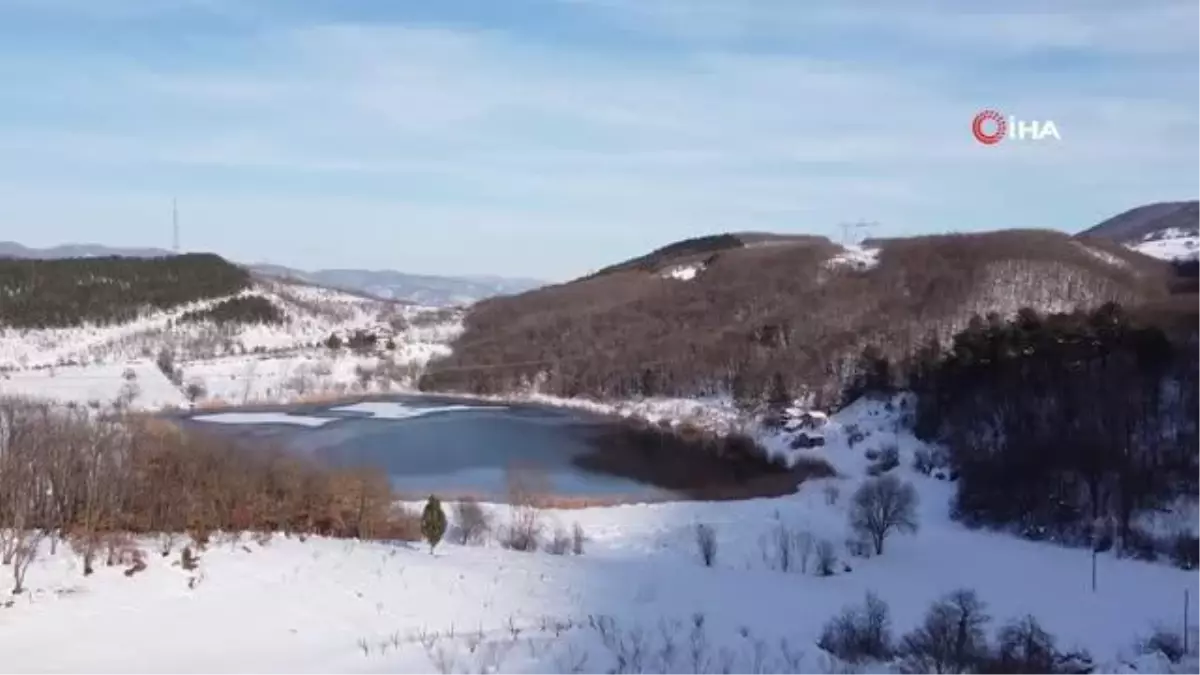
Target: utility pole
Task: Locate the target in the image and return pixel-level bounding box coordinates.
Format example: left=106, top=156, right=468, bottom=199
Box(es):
left=172, top=198, right=180, bottom=253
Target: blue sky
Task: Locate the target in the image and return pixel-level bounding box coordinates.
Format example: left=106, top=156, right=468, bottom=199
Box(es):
left=0, top=0, right=1196, bottom=281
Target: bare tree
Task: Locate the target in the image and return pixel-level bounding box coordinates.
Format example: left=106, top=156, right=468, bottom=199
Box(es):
left=452, top=498, right=491, bottom=545
left=849, top=475, right=919, bottom=555
left=695, top=523, right=718, bottom=567
left=11, top=530, right=44, bottom=594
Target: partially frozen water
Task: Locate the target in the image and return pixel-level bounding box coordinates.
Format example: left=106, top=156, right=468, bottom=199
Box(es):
left=180, top=396, right=673, bottom=500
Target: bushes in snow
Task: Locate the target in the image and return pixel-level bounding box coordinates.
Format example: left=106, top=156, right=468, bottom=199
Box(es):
left=810, top=589, right=1095, bottom=674
left=546, top=526, right=572, bottom=555
left=451, top=498, right=491, bottom=545
left=0, top=396, right=420, bottom=566
left=814, top=539, right=838, bottom=576
left=849, top=475, right=920, bottom=555
left=1139, top=628, right=1184, bottom=664
left=866, top=443, right=900, bottom=476
left=575, top=419, right=802, bottom=500
left=500, top=468, right=545, bottom=552
left=694, top=523, right=717, bottom=567
left=759, top=523, right=814, bottom=574
left=897, top=589, right=990, bottom=674
left=818, top=592, right=894, bottom=664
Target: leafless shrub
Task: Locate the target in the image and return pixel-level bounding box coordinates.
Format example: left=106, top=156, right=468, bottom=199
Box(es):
left=546, top=525, right=572, bottom=555
left=501, top=509, right=542, bottom=552
left=123, top=548, right=148, bottom=577
left=572, top=522, right=586, bottom=555
left=824, top=483, right=841, bottom=505
left=158, top=533, right=178, bottom=557
left=500, top=467, right=546, bottom=552
left=818, top=592, right=893, bottom=664
left=815, top=539, right=837, bottom=576
left=988, top=612, right=1065, bottom=667
left=452, top=498, right=491, bottom=545
left=760, top=523, right=812, bottom=574
left=11, top=531, right=44, bottom=594
left=181, top=545, right=200, bottom=571
left=866, top=444, right=900, bottom=476
left=1137, top=624, right=1192, bottom=664
left=912, top=447, right=937, bottom=475
left=898, top=589, right=990, bottom=674
left=695, top=523, right=718, bottom=567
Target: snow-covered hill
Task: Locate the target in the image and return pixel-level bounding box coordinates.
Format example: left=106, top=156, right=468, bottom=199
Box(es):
left=0, top=279, right=463, bottom=409
left=1, top=395, right=1194, bottom=673
left=1077, top=200, right=1199, bottom=261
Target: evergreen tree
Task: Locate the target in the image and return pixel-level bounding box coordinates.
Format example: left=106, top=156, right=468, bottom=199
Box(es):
left=421, top=496, right=447, bottom=553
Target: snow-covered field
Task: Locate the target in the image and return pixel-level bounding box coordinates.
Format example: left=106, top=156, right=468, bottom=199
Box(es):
left=1, top=395, right=1195, bottom=673
left=0, top=279, right=1196, bottom=673
left=0, top=279, right=462, bottom=410
left=1128, top=228, right=1199, bottom=261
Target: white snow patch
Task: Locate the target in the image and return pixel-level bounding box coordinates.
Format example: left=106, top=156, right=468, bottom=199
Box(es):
left=0, top=361, right=187, bottom=410
left=330, top=401, right=501, bottom=419
left=825, top=245, right=880, bottom=271
left=190, top=412, right=335, bottom=427
left=0, top=279, right=462, bottom=411
left=662, top=263, right=705, bottom=281
left=1130, top=235, right=1200, bottom=261
left=1075, top=241, right=1129, bottom=268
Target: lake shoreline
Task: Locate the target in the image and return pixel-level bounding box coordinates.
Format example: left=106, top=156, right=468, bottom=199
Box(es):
left=166, top=396, right=799, bottom=507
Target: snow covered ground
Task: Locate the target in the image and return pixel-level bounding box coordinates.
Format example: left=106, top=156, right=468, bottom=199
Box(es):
left=1, top=395, right=1195, bottom=673
left=0, top=279, right=462, bottom=410
left=1128, top=228, right=1199, bottom=261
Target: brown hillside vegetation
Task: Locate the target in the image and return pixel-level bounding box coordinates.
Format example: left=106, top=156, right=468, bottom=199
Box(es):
left=0, top=398, right=421, bottom=567
left=420, top=229, right=1171, bottom=406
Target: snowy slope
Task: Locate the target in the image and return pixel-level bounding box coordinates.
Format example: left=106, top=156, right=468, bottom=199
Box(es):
left=0, top=279, right=462, bottom=410
left=1129, top=229, right=1200, bottom=261
left=1, top=396, right=1195, bottom=673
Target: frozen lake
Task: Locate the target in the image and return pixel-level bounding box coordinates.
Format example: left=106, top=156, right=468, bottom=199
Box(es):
left=177, top=396, right=675, bottom=501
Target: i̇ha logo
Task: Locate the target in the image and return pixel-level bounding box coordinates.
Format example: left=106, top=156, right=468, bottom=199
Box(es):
left=972, top=109, right=1060, bottom=145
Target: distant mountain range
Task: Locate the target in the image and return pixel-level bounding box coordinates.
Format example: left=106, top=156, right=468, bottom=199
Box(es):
left=0, top=242, right=546, bottom=306
left=247, top=264, right=546, bottom=307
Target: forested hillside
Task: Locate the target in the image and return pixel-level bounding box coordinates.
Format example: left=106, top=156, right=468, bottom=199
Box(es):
left=420, top=229, right=1169, bottom=406
left=0, top=254, right=251, bottom=328
left=906, top=302, right=1198, bottom=562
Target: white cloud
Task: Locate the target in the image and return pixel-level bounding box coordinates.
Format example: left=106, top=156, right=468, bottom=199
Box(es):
left=0, top=1, right=1194, bottom=278
left=566, top=0, right=1199, bottom=56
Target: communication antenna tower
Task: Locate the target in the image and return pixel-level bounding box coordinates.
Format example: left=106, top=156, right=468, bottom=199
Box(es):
left=172, top=198, right=180, bottom=253
left=839, top=220, right=877, bottom=246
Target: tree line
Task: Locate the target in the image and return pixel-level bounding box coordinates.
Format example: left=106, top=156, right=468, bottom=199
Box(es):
left=0, top=254, right=251, bottom=328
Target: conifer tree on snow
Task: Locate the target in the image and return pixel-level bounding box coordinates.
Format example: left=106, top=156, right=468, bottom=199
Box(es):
left=421, top=496, right=447, bottom=553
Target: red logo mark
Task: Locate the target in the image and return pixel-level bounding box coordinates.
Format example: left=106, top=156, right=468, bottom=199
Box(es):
left=972, top=109, right=1006, bottom=145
